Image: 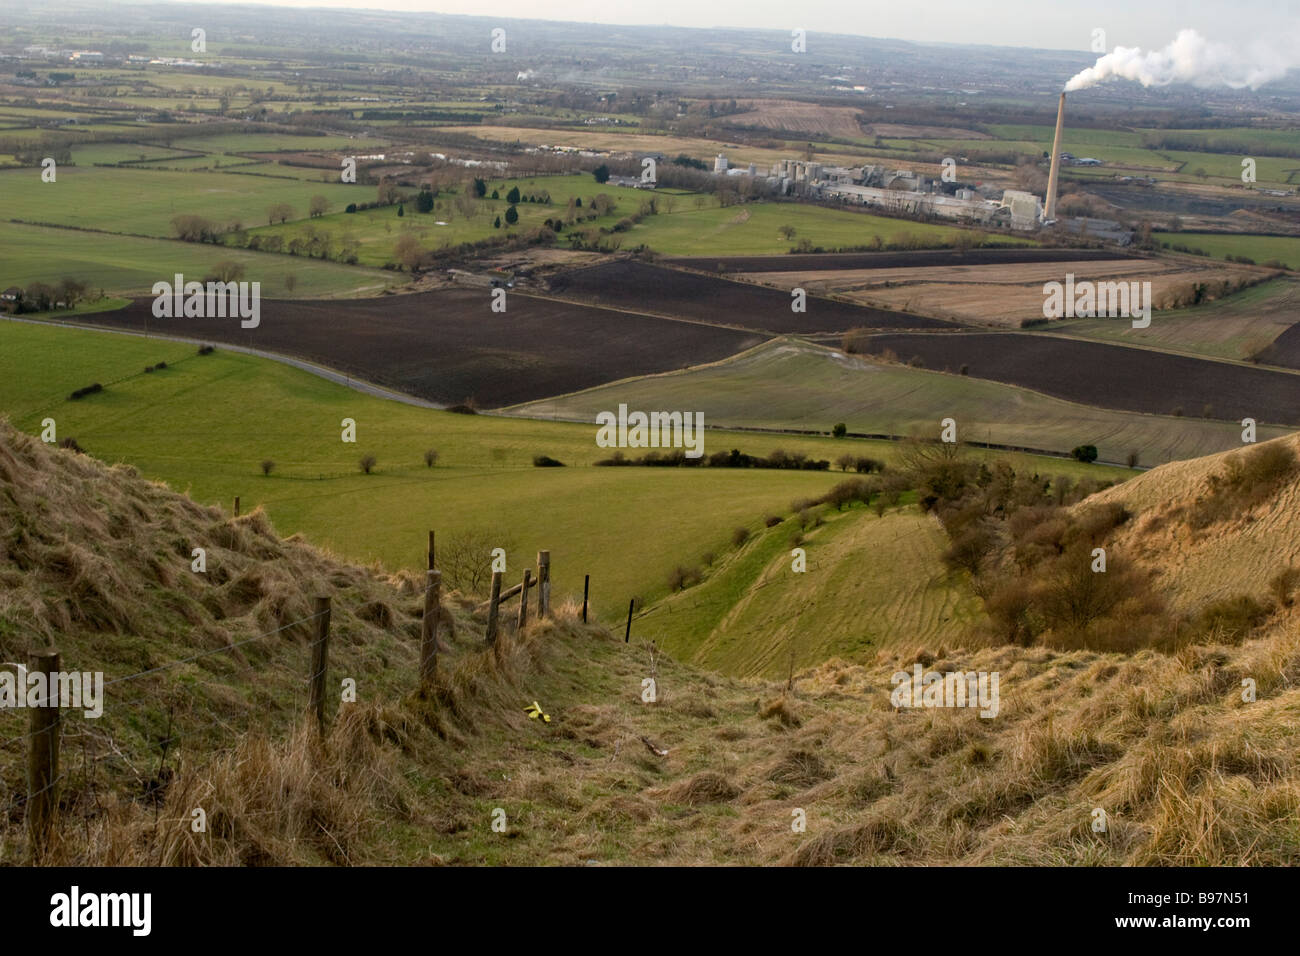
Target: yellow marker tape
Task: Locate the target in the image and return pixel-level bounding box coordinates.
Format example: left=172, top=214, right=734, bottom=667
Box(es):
left=524, top=701, right=551, bottom=723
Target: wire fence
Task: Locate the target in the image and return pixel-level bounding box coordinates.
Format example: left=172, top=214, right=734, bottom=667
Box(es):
left=0, top=559, right=499, bottom=859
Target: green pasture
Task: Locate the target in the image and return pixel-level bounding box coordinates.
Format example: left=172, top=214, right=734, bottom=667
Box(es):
left=1054, top=278, right=1300, bottom=361
left=0, top=165, right=372, bottom=235
left=508, top=337, right=1284, bottom=467
left=0, top=221, right=398, bottom=296
left=1156, top=233, right=1300, bottom=270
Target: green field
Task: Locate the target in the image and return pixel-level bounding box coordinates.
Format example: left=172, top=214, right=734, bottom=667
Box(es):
left=1156, top=232, right=1300, bottom=270
left=1054, top=277, right=1300, bottom=362
left=508, top=338, right=1286, bottom=467
left=624, top=200, right=1030, bottom=255
left=0, top=166, right=371, bottom=236
left=0, top=221, right=398, bottom=296
left=70, top=142, right=197, bottom=165
left=244, top=174, right=660, bottom=265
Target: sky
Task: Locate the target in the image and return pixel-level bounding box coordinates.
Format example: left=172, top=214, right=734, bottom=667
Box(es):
left=148, top=0, right=1300, bottom=51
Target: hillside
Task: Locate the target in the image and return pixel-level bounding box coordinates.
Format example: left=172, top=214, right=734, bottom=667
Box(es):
left=1089, top=433, right=1300, bottom=612
left=644, top=504, right=983, bottom=678
left=3, top=420, right=1300, bottom=865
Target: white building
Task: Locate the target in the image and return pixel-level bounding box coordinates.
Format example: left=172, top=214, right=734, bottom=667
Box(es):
left=1000, top=189, right=1043, bottom=229
left=714, top=154, right=729, bottom=173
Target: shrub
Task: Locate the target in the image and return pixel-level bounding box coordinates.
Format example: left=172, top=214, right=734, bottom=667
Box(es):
left=765, top=514, right=783, bottom=528
left=1269, top=566, right=1300, bottom=608
left=731, top=526, right=751, bottom=547
left=68, top=383, right=103, bottom=400
left=423, top=448, right=438, bottom=468
left=359, top=454, right=377, bottom=474
left=668, top=565, right=702, bottom=591
left=261, top=460, right=275, bottom=476
left=942, top=522, right=998, bottom=575
left=1070, top=444, right=1099, bottom=464
left=832, top=422, right=847, bottom=438
left=59, top=437, right=83, bottom=454
left=198, top=345, right=215, bottom=356
left=1126, top=451, right=1139, bottom=469
left=533, top=455, right=565, bottom=467
left=1195, top=595, right=1271, bottom=644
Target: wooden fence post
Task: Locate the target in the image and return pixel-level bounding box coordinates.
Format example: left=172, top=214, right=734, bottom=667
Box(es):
left=517, top=569, right=532, bottom=632
left=27, top=649, right=61, bottom=860
left=233, top=496, right=240, bottom=517
left=308, top=596, right=330, bottom=733
left=625, top=599, right=634, bottom=643
left=582, top=574, right=589, bottom=623
left=536, top=550, right=550, bottom=618
left=485, top=570, right=503, bottom=645
left=421, top=569, right=441, bottom=684
left=427, top=530, right=435, bottom=571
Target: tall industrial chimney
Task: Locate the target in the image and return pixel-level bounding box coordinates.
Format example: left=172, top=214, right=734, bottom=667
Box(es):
left=1044, top=92, right=1066, bottom=222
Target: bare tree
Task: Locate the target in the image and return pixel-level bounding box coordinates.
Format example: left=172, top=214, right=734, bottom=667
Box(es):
left=267, top=202, right=294, bottom=225
left=439, top=529, right=515, bottom=596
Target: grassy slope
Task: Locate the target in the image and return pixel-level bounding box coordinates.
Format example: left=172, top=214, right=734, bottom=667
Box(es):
left=0, top=221, right=397, bottom=296
left=644, top=503, right=982, bottom=678
left=1091, top=432, right=1300, bottom=613
left=5, top=419, right=1299, bottom=866
left=1051, top=277, right=1300, bottom=362
left=509, top=338, right=1282, bottom=467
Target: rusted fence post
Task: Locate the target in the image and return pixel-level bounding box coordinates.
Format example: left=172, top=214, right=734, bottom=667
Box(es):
left=485, top=570, right=503, bottom=645
left=517, top=569, right=532, bottom=632
left=233, top=496, right=240, bottom=517
left=27, top=649, right=61, bottom=860
left=427, top=530, right=435, bottom=571
left=308, top=596, right=331, bottom=733
left=421, top=569, right=441, bottom=684
left=582, top=574, right=589, bottom=623
left=536, top=550, right=551, bottom=618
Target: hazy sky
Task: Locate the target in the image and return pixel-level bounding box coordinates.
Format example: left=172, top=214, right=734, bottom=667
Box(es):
left=150, top=0, right=1300, bottom=51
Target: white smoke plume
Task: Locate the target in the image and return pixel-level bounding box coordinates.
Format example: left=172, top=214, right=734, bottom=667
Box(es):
left=1065, top=28, right=1297, bottom=92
